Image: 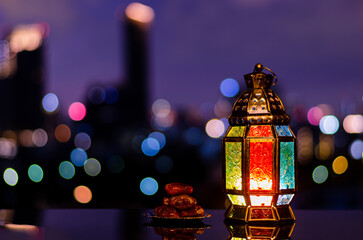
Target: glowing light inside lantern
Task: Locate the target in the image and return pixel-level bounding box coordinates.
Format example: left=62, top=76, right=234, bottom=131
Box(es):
left=250, top=195, right=273, bottom=206
left=249, top=141, right=273, bottom=191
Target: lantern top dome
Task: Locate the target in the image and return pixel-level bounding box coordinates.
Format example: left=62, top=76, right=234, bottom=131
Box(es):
left=228, top=63, right=290, bottom=126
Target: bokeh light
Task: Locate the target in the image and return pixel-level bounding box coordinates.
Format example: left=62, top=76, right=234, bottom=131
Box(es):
left=141, top=137, right=160, bottom=156
left=140, top=177, right=158, bottom=195
left=4, top=168, right=18, bottom=186
left=18, top=129, right=33, bottom=147
left=125, top=2, right=155, bottom=23
left=184, top=127, right=203, bottom=145
left=349, top=140, right=363, bottom=160
left=205, top=119, right=225, bottom=138
left=104, top=86, right=119, bottom=104
left=107, top=155, right=125, bottom=174
left=74, top=185, right=92, bottom=204
left=319, top=115, right=339, bottom=135
left=88, top=86, right=105, bottom=104
left=74, top=132, right=91, bottom=150
left=59, top=161, right=75, bottom=179
left=148, top=132, right=166, bottom=149
left=220, top=78, right=239, bottom=97
left=0, top=138, right=17, bottom=159
left=214, top=100, right=232, bottom=118
left=32, top=128, right=48, bottom=147
left=312, top=165, right=328, bottom=184
left=343, top=115, right=363, bottom=134
left=68, top=102, right=87, bottom=121
left=70, top=148, right=88, bottom=167
left=9, top=24, right=43, bottom=53
left=307, top=107, right=324, bottom=126
left=297, top=127, right=313, bottom=165
left=315, top=134, right=334, bottom=161
left=152, top=99, right=171, bottom=118
left=55, top=124, right=71, bottom=143
left=332, top=156, right=348, bottom=175
left=155, top=156, right=174, bottom=174
left=28, top=164, right=43, bottom=183
left=84, top=158, right=101, bottom=177
left=42, top=93, right=59, bottom=113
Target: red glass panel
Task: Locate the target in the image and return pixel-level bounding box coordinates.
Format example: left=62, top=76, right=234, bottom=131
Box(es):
left=249, top=141, right=273, bottom=190
left=248, top=125, right=272, bottom=137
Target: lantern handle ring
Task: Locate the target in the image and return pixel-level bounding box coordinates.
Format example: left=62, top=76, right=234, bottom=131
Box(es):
left=254, top=63, right=278, bottom=85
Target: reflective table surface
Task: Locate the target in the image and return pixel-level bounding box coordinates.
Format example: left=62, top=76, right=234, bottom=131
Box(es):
left=1, top=209, right=362, bottom=239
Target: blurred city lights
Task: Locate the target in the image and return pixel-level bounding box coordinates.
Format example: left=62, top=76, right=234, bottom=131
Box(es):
left=148, top=132, right=166, bottom=149
left=315, top=134, right=334, bottom=161
left=152, top=99, right=171, bottom=118
left=319, top=115, right=339, bottom=135
left=214, top=100, right=232, bottom=118
left=59, top=161, right=75, bottom=179
left=184, top=127, right=203, bottom=145
left=74, top=132, right=91, bottom=150
left=0, top=138, right=17, bottom=159
left=140, top=177, right=158, bottom=195
left=104, top=86, right=119, bottom=104
left=0, top=40, right=16, bottom=79
left=74, top=185, right=92, bottom=204
left=3, top=168, right=18, bottom=186
left=307, top=106, right=324, bottom=126
left=70, top=148, right=88, bottom=167
left=349, top=139, right=363, bottom=160
left=126, top=2, right=155, bottom=23
left=28, top=164, right=43, bottom=183
left=42, top=93, right=59, bottom=113
left=220, top=78, right=239, bottom=97
left=107, top=155, right=125, bottom=174
left=32, top=128, right=48, bottom=147
left=312, top=165, right=328, bottom=184
left=68, top=102, right=87, bottom=121
left=292, top=104, right=307, bottom=123
left=141, top=137, right=160, bottom=156
left=88, top=86, right=105, bottom=104
left=9, top=24, right=43, bottom=53
left=297, top=127, right=313, bottom=165
left=343, top=115, right=363, bottom=134
left=318, top=104, right=334, bottom=116
left=84, top=158, right=101, bottom=177
left=205, top=119, right=225, bottom=138
left=55, top=124, right=71, bottom=143
left=19, top=129, right=34, bottom=147
left=155, top=156, right=174, bottom=174
left=332, top=156, right=348, bottom=175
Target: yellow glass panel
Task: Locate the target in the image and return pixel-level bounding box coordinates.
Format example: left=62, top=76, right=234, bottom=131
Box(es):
left=228, top=194, right=246, bottom=206
left=227, top=126, right=245, bottom=137
left=225, top=142, right=242, bottom=190
left=250, top=195, right=273, bottom=206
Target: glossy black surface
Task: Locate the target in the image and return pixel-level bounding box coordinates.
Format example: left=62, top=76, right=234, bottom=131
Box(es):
left=1, top=209, right=363, bottom=239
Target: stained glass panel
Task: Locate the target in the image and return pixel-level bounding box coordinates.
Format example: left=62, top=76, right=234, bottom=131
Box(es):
left=280, top=142, right=295, bottom=190
left=226, top=142, right=242, bottom=190
left=249, top=141, right=273, bottom=190
left=277, top=194, right=294, bottom=206
left=250, top=195, right=273, bottom=206
left=248, top=125, right=272, bottom=137
left=275, top=125, right=293, bottom=137
left=228, top=194, right=246, bottom=206
left=227, top=126, right=245, bottom=137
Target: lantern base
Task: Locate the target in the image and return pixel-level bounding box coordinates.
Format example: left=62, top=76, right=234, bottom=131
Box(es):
left=225, top=205, right=295, bottom=223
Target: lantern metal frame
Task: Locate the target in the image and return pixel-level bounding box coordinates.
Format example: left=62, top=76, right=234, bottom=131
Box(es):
left=223, top=64, right=297, bottom=222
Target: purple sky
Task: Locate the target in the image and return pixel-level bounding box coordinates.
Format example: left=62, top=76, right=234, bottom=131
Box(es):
left=1, top=0, right=362, bottom=116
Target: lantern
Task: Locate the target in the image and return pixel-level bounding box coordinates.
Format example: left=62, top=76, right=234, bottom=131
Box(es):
left=223, top=63, right=296, bottom=222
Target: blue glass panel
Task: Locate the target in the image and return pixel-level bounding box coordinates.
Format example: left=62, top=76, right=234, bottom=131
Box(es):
left=275, top=125, right=293, bottom=137
left=277, top=194, right=294, bottom=206
left=280, top=142, right=295, bottom=189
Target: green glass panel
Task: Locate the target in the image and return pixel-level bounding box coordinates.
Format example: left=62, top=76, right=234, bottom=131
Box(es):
left=228, top=194, right=246, bottom=206
left=227, top=126, right=245, bottom=137
left=280, top=142, right=295, bottom=190
left=226, top=142, right=242, bottom=190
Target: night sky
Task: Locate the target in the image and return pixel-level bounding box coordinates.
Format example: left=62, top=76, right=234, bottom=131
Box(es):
left=1, top=0, right=362, bottom=116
